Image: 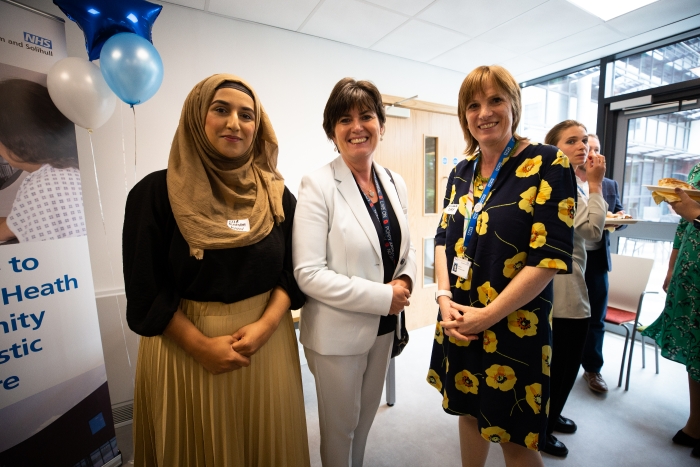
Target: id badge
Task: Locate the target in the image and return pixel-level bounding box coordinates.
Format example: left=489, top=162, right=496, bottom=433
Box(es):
left=451, top=256, right=472, bottom=279
left=444, top=203, right=459, bottom=215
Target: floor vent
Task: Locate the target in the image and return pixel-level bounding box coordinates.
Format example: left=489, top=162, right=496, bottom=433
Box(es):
left=112, top=402, right=133, bottom=428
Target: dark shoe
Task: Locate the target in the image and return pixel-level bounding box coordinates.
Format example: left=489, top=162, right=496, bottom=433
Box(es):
left=692, top=444, right=700, bottom=458
left=583, top=371, right=609, bottom=393
left=542, top=434, right=568, bottom=457
left=673, top=429, right=700, bottom=447
left=554, top=415, right=577, bottom=434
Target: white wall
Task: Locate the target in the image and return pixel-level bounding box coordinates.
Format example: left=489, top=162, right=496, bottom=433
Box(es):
left=21, top=0, right=465, bottom=296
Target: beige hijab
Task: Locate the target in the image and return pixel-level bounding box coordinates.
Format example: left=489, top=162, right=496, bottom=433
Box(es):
left=167, top=74, right=285, bottom=259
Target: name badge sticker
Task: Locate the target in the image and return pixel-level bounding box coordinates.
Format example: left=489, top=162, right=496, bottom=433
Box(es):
left=444, top=203, right=459, bottom=215
left=227, top=219, right=250, bottom=232
left=451, top=257, right=471, bottom=279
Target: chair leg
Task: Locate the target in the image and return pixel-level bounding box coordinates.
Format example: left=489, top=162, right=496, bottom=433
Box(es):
left=618, top=324, right=631, bottom=388
left=654, top=340, right=660, bottom=375
left=626, top=324, right=641, bottom=391
left=641, top=334, right=646, bottom=369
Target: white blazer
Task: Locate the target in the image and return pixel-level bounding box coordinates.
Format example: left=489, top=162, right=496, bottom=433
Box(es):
left=293, top=155, right=417, bottom=356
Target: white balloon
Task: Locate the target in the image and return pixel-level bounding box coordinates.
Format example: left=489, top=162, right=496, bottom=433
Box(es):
left=47, top=57, right=116, bottom=130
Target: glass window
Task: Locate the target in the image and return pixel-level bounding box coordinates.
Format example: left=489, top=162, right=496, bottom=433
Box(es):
left=520, top=66, right=600, bottom=143
left=622, top=108, right=700, bottom=222
left=424, top=136, right=437, bottom=214
left=424, top=238, right=435, bottom=286
left=608, top=35, right=700, bottom=97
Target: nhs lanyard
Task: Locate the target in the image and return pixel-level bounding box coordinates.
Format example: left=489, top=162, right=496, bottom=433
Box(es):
left=576, top=184, right=588, bottom=202
left=462, top=137, right=516, bottom=246
left=360, top=169, right=396, bottom=264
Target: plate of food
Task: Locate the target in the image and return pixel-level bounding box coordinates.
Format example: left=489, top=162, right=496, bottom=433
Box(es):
left=644, top=178, right=700, bottom=203
left=604, top=212, right=639, bottom=225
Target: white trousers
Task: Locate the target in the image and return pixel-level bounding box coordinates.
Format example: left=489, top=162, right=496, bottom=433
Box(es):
left=304, top=332, right=393, bottom=467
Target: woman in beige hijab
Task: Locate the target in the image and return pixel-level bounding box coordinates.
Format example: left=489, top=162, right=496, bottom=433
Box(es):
left=123, top=74, right=310, bottom=467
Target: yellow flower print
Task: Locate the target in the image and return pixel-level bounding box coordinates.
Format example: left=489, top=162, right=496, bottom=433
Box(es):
left=455, top=369, right=479, bottom=395
left=515, top=155, right=542, bottom=178
left=455, top=237, right=466, bottom=258
left=552, top=149, right=570, bottom=168
left=427, top=369, right=443, bottom=391
left=546, top=398, right=550, bottom=416
left=446, top=358, right=449, bottom=373
left=448, top=184, right=456, bottom=204
left=485, top=364, right=517, bottom=391
left=558, top=198, right=575, bottom=227
left=537, top=180, right=552, bottom=204
left=442, top=391, right=449, bottom=409
left=525, top=432, right=539, bottom=451
left=507, top=309, right=539, bottom=337
left=449, top=336, right=471, bottom=347
left=476, top=211, right=489, bottom=235
left=481, top=426, right=511, bottom=444
left=537, top=258, right=567, bottom=271
left=503, top=252, right=528, bottom=279
left=529, top=223, right=547, bottom=249
left=483, top=330, right=497, bottom=353
left=525, top=383, right=542, bottom=414
left=518, top=186, right=537, bottom=214
left=434, top=322, right=444, bottom=344
left=477, top=282, right=499, bottom=306
left=542, top=345, right=552, bottom=376
left=440, top=211, right=448, bottom=229
left=458, top=194, right=469, bottom=217
left=455, top=267, right=472, bottom=291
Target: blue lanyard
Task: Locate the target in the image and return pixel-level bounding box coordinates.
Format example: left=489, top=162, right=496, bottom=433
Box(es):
left=576, top=184, right=588, bottom=202
left=361, top=169, right=396, bottom=264
left=462, top=137, right=516, bottom=246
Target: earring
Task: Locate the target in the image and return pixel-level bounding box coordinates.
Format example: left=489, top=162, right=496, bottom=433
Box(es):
left=380, top=135, right=384, bottom=141
left=334, top=145, right=338, bottom=152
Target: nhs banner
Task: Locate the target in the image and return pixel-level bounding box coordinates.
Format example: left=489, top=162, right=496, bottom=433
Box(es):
left=0, top=2, right=120, bottom=466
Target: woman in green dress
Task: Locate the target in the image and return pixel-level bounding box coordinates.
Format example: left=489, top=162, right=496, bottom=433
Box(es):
left=643, top=161, right=700, bottom=458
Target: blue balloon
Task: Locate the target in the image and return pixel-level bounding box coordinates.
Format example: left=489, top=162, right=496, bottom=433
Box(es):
left=100, top=33, right=163, bottom=106
left=54, top=0, right=162, bottom=61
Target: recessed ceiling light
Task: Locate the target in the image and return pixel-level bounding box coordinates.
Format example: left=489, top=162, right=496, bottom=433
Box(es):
left=567, top=0, right=659, bottom=21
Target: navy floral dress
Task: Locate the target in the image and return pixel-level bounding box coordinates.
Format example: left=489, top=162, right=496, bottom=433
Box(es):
left=427, top=143, right=575, bottom=451
left=642, top=162, right=700, bottom=382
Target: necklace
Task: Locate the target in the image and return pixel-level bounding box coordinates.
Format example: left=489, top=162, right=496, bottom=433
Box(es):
left=362, top=186, right=376, bottom=197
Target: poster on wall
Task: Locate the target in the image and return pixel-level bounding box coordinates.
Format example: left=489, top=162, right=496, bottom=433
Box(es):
left=0, top=1, right=120, bottom=466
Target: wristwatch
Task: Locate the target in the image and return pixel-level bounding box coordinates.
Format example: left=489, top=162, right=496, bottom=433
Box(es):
left=435, top=290, right=453, bottom=303
left=694, top=216, right=700, bottom=230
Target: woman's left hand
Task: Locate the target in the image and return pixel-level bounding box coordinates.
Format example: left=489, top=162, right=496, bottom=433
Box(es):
left=231, top=320, right=276, bottom=357
left=440, top=301, right=483, bottom=341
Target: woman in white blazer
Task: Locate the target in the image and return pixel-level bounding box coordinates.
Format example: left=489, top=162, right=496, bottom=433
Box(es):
left=293, top=78, right=417, bottom=467
left=543, top=120, right=607, bottom=458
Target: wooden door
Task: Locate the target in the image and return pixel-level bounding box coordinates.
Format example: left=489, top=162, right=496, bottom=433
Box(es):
left=375, top=103, right=464, bottom=330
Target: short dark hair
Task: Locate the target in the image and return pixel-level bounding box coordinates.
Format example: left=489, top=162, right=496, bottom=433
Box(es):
left=0, top=79, right=79, bottom=169
left=545, top=120, right=587, bottom=146
left=322, top=78, right=385, bottom=140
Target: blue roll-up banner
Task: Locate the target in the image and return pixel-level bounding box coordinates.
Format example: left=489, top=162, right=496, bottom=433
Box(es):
left=0, top=1, right=120, bottom=466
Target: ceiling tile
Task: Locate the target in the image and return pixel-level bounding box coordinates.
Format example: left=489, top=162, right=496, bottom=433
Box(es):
left=364, top=0, right=435, bottom=16
left=525, top=24, right=628, bottom=66
left=161, top=0, right=206, bottom=9
left=498, top=54, right=548, bottom=77
left=477, top=0, right=603, bottom=53
left=207, top=0, right=320, bottom=31
left=429, top=39, right=518, bottom=73
left=418, top=0, right=548, bottom=37
left=606, top=0, right=700, bottom=37
left=371, top=20, right=469, bottom=62
left=300, top=0, right=408, bottom=48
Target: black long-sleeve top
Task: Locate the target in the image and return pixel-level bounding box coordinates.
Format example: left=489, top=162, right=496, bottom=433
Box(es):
left=123, top=169, right=305, bottom=337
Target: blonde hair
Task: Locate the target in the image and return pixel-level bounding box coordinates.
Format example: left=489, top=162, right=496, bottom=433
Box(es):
left=457, top=65, right=526, bottom=156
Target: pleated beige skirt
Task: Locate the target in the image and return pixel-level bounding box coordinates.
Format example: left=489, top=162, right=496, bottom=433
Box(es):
left=132, top=291, right=311, bottom=467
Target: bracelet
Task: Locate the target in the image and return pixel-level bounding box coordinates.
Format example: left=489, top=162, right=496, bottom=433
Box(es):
left=435, top=290, right=453, bottom=304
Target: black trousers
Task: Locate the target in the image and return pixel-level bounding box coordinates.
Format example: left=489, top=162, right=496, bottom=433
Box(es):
left=547, top=317, right=591, bottom=436
left=582, top=248, right=609, bottom=373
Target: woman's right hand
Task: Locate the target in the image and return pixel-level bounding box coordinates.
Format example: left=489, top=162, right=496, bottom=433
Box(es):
left=193, top=335, right=251, bottom=375
left=389, top=283, right=410, bottom=315
left=586, top=153, right=606, bottom=186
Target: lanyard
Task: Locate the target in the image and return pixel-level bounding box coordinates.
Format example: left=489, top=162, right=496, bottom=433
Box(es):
left=576, top=184, right=588, bottom=202
left=462, top=137, right=516, bottom=247
left=361, top=169, right=396, bottom=264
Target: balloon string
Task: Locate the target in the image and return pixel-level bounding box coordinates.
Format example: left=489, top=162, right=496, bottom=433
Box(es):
left=87, top=129, right=134, bottom=382
left=120, top=104, right=129, bottom=195
left=132, top=106, right=137, bottom=181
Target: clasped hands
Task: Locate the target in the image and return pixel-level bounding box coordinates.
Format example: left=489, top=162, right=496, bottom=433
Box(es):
left=389, top=277, right=411, bottom=315
left=438, top=296, right=481, bottom=342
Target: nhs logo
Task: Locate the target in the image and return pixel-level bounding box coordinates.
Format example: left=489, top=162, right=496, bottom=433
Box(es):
left=24, top=32, right=52, bottom=49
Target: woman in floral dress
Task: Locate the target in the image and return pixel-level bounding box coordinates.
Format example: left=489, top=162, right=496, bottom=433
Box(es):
left=427, top=65, right=575, bottom=467
left=643, top=161, right=700, bottom=458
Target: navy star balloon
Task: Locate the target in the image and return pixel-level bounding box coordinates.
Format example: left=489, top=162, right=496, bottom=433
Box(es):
left=54, top=0, right=162, bottom=61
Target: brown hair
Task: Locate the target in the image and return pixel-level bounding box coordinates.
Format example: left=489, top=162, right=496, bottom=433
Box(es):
left=544, top=120, right=587, bottom=146
left=457, top=65, right=525, bottom=156
left=322, top=78, right=385, bottom=141
left=0, top=79, right=78, bottom=169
